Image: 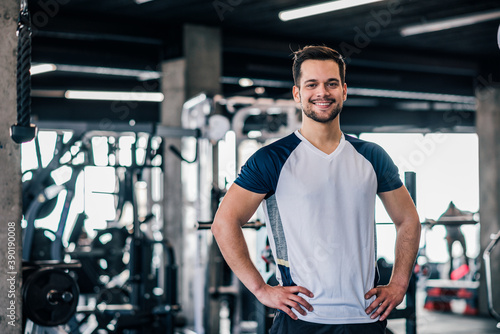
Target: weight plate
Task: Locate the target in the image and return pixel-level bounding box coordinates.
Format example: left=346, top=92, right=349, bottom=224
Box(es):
left=95, top=287, right=131, bottom=329
left=91, top=227, right=129, bottom=278
left=23, top=268, right=79, bottom=327
left=23, top=175, right=58, bottom=219
left=30, top=229, right=63, bottom=261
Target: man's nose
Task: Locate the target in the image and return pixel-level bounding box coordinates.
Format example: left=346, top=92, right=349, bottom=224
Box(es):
left=316, top=84, right=330, bottom=96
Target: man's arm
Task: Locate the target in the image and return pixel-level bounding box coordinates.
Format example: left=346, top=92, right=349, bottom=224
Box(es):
left=364, top=185, right=421, bottom=321
left=211, top=183, right=314, bottom=320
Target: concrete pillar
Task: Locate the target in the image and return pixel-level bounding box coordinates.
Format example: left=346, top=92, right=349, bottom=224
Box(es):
left=183, top=24, right=222, bottom=99
left=0, top=0, right=23, bottom=333
left=476, top=85, right=500, bottom=316
left=160, top=24, right=221, bottom=329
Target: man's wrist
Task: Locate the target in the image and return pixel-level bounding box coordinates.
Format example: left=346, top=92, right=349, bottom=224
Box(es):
left=252, top=282, right=269, bottom=301
left=388, top=278, right=409, bottom=293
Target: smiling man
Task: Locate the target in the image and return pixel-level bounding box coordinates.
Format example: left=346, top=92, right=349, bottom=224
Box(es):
left=211, top=45, right=421, bottom=334
left=294, top=58, right=345, bottom=125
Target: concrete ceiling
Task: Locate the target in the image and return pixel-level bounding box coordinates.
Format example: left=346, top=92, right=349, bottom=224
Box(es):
left=27, top=0, right=500, bottom=133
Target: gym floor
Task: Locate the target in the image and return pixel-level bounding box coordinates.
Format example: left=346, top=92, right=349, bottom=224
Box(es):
left=388, top=310, right=499, bottom=334
left=387, top=303, right=500, bottom=334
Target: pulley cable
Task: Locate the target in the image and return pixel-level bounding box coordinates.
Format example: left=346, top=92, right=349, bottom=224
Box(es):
left=11, top=0, right=37, bottom=144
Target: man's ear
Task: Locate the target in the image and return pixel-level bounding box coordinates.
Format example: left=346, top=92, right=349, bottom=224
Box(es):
left=292, top=85, right=301, bottom=103
left=343, top=83, right=347, bottom=101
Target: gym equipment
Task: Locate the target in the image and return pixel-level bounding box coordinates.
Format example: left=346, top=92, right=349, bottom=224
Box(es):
left=483, top=229, right=500, bottom=328
left=181, top=93, right=231, bottom=142
left=22, top=262, right=81, bottom=327
left=197, top=220, right=265, bottom=230
left=22, top=136, right=58, bottom=218
left=178, top=94, right=238, bottom=333
left=22, top=102, right=230, bottom=332
left=11, top=0, right=37, bottom=144
left=22, top=132, right=86, bottom=262
left=68, top=226, right=130, bottom=287
left=90, top=227, right=129, bottom=277
left=19, top=123, right=190, bottom=333
left=423, top=279, right=479, bottom=315
left=29, top=229, right=63, bottom=261
left=68, top=131, right=181, bottom=334
left=421, top=202, right=480, bottom=315
left=169, top=93, right=230, bottom=164
left=229, top=97, right=301, bottom=143
left=20, top=129, right=91, bottom=333
left=94, top=286, right=132, bottom=329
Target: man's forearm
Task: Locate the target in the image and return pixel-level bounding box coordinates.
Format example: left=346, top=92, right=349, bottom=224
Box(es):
left=212, top=217, right=315, bottom=318
left=390, top=218, right=421, bottom=289
left=212, top=218, right=267, bottom=296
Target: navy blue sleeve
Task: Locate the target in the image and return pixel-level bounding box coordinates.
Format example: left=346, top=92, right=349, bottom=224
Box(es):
left=345, top=135, right=402, bottom=193
left=234, top=147, right=276, bottom=195
left=370, top=144, right=403, bottom=193
left=234, top=133, right=301, bottom=198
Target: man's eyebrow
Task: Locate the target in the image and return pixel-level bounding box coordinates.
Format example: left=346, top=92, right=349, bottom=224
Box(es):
left=303, top=78, right=339, bottom=84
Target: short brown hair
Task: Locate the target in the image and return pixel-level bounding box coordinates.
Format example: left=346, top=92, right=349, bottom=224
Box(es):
left=292, top=45, right=346, bottom=86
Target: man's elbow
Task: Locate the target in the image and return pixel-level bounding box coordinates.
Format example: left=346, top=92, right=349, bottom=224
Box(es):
left=395, top=214, right=421, bottom=239
left=212, top=214, right=232, bottom=240
left=405, top=216, right=422, bottom=243
left=410, top=211, right=421, bottom=233
left=211, top=217, right=222, bottom=239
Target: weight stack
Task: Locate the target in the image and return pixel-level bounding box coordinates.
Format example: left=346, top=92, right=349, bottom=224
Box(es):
left=424, top=279, right=479, bottom=315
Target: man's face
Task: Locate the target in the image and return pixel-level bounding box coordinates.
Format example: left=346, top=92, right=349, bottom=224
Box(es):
left=293, top=59, right=347, bottom=124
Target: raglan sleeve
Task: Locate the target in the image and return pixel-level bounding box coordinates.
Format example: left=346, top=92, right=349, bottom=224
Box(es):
left=233, top=147, right=276, bottom=196
left=372, top=144, right=403, bottom=193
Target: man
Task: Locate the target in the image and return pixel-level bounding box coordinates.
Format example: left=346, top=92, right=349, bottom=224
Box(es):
left=211, top=45, right=421, bottom=333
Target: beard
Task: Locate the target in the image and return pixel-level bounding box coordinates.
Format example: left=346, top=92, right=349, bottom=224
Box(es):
left=301, top=98, right=343, bottom=123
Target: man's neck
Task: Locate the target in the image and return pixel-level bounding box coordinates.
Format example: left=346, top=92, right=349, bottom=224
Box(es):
left=299, top=118, right=342, bottom=155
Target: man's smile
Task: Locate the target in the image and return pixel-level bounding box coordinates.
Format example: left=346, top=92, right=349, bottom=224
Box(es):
left=311, top=100, right=334, bottom=107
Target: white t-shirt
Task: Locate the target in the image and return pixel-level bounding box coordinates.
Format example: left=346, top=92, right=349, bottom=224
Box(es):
left=234, top=130, right=402, bottom=324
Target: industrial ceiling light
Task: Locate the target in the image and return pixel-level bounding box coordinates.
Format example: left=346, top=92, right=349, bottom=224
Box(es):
left=53, top=64, right=160, bottom=80
left=255, top=87, right=266, bottom=95
left=497, top=23, right=500, bottom=49
left=239, top=78, right=254, bottom=87
left=64, top=90, right=164, bottom=102
left=279, top=0, right=384, bottom=21
left=30, top=63, right=160, bottom=80
left=30, top=63, right=57, bottom=75
left=221, top=76, right=291, bottom=88
left=348, top=87, right=475, bottom=104
left=400, top=9, right=500, bottom=37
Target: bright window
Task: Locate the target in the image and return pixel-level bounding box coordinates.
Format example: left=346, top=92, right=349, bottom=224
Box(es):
left=361, top=133, right=480, bottom=264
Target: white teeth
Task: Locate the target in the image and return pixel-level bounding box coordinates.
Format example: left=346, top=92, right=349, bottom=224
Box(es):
left=315, top=102, right=330, bottom=106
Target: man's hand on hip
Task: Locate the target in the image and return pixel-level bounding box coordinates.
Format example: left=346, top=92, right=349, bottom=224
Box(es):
left=364, top=283, right=407, bottom=321
left=255, top=284, right=314, bottom=320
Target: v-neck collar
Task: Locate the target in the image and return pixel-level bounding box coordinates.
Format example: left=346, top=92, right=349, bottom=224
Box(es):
left=295, top=129, right=346, bottom=159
